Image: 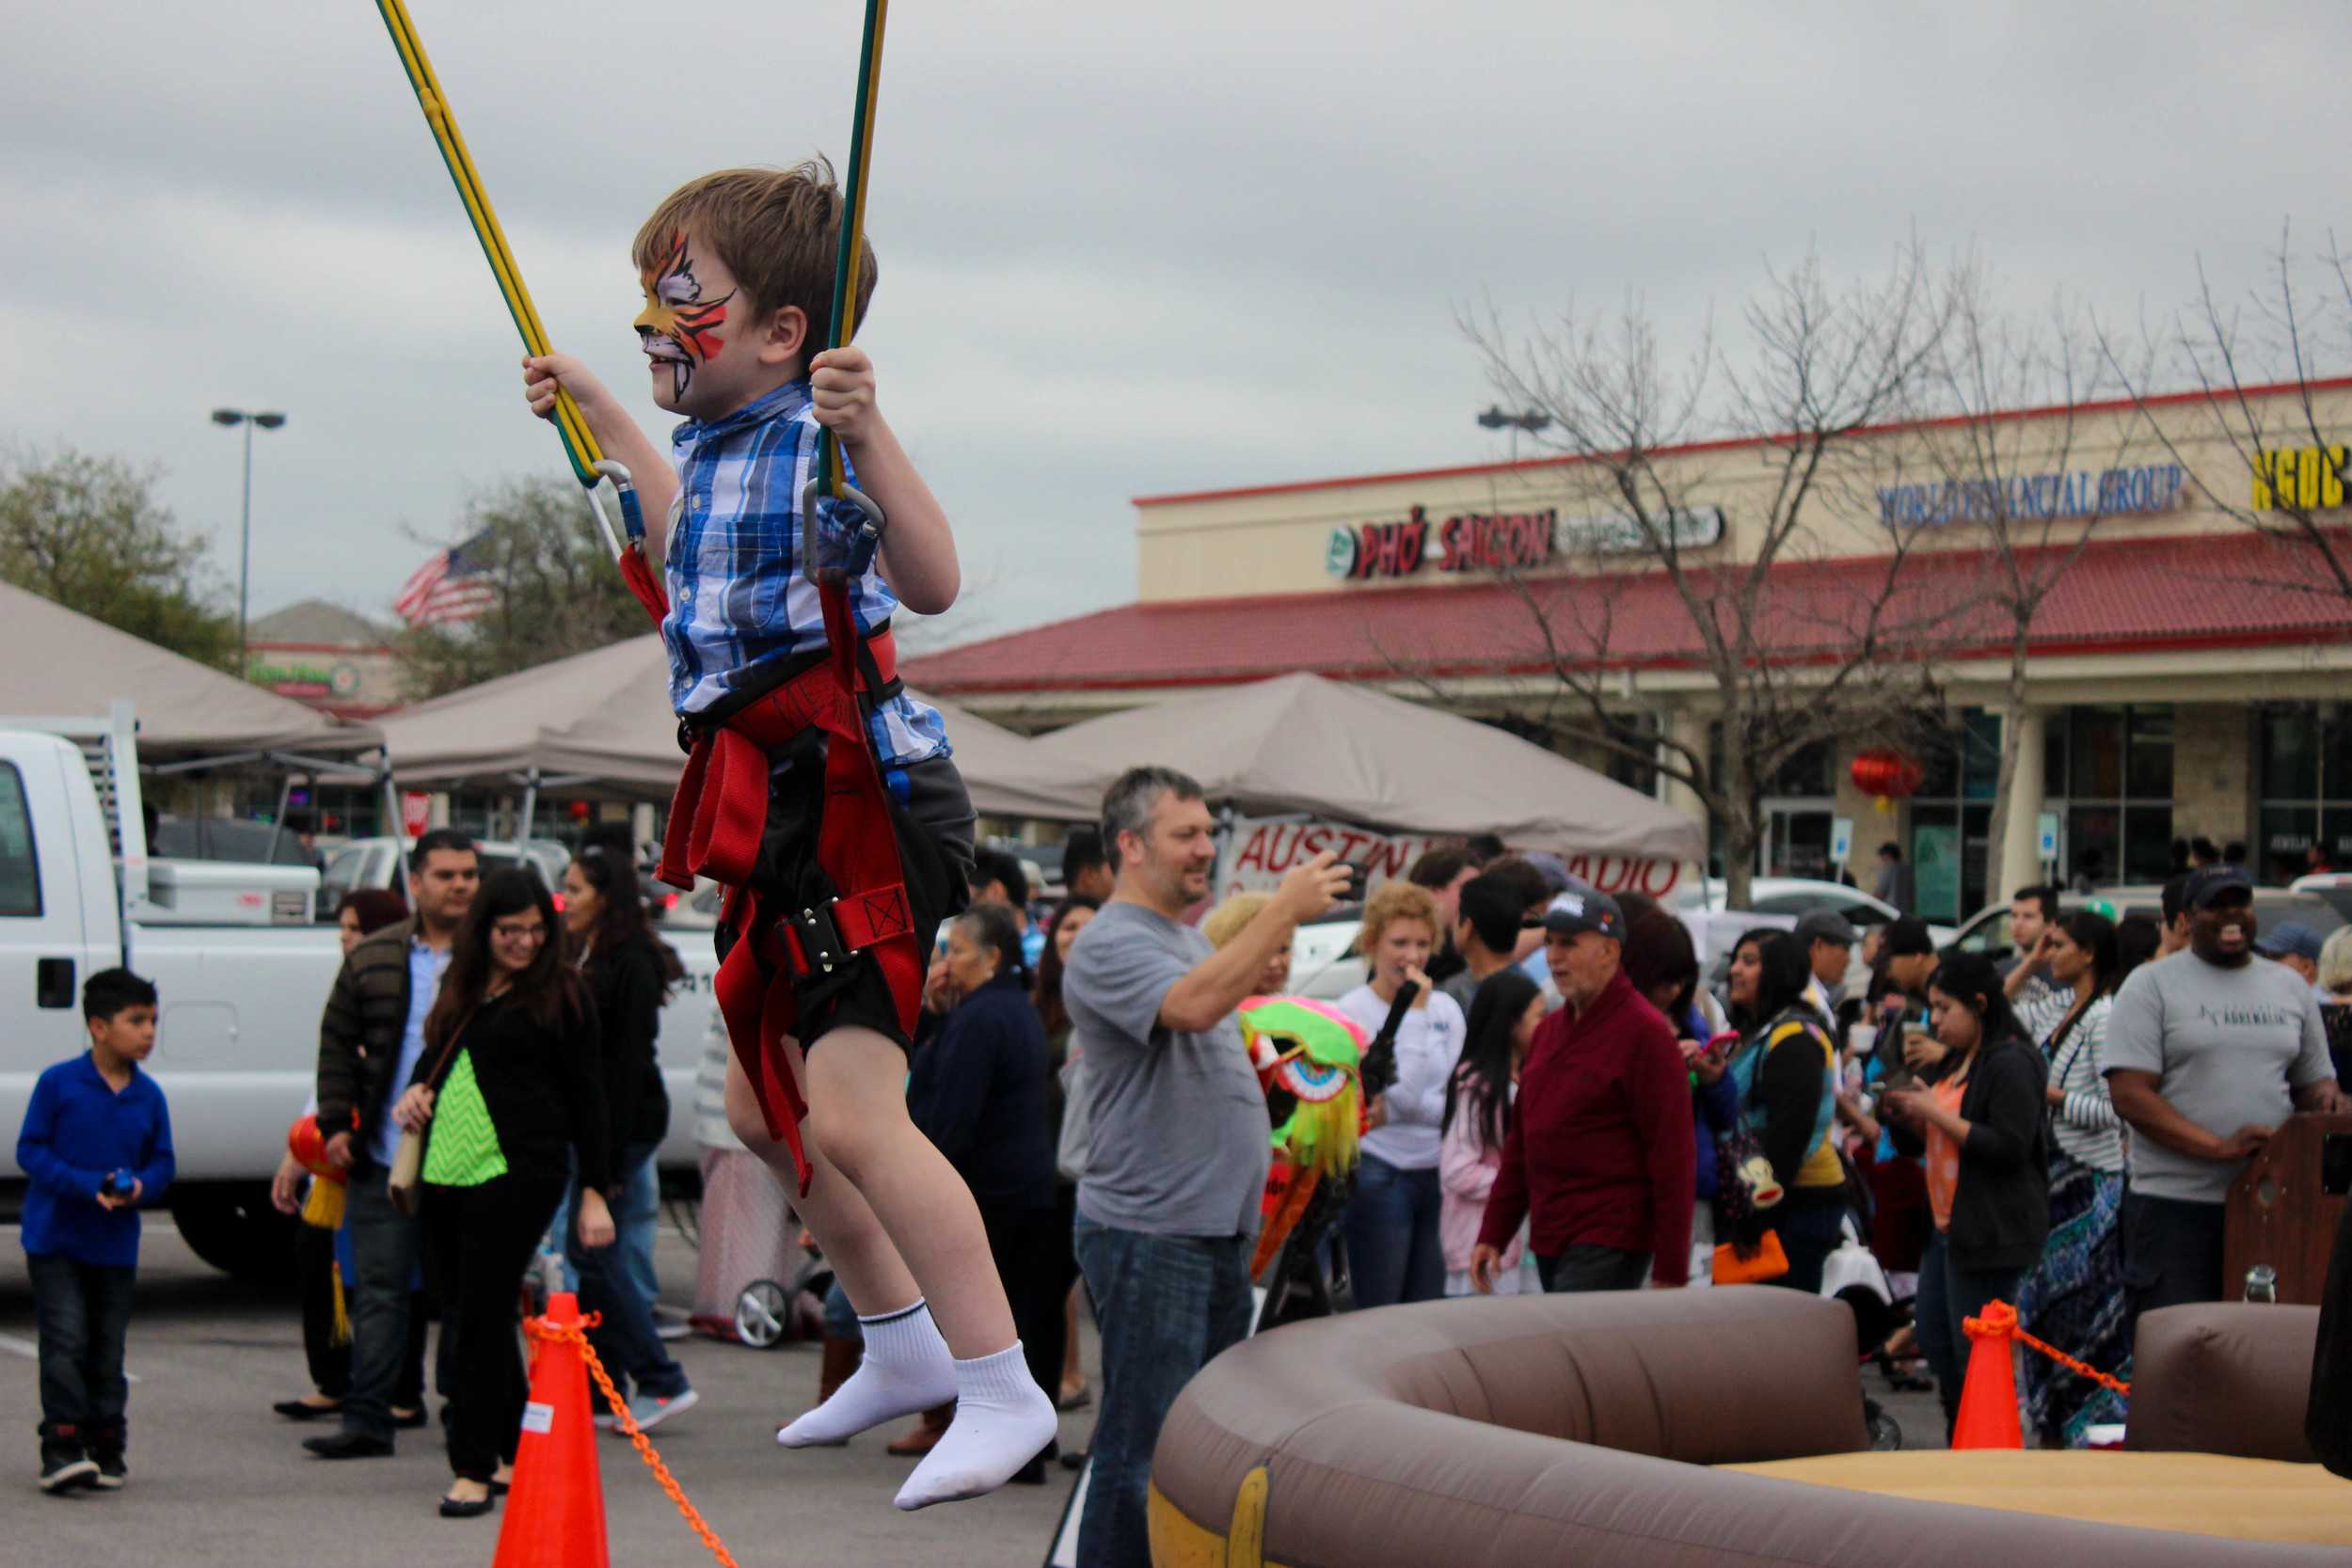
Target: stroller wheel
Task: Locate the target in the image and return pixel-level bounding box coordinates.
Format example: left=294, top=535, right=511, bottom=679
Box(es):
left=735, top=1279, right=791, bottom=1349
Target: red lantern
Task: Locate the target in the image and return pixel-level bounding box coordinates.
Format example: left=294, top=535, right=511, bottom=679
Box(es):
left=1851, top=749, right=1924, bottom=814
left=568, top=800, right=593, bottom=822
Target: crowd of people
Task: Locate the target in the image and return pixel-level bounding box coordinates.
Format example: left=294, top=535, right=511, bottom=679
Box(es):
left=1047, top=773, right=2351, bottom=1564
left=18, top=779, right=2350, bottom=1562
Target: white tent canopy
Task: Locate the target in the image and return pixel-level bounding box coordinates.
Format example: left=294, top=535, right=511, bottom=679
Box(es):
left=0, top=580, right=378, bottom=758
left=373, top=636, right=1100, bottom=820
left=1027, top=672, right=1706, bottom=861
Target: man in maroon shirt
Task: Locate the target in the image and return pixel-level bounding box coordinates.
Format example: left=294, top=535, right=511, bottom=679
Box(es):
left=1470, top=889, right=1695, bottom=1292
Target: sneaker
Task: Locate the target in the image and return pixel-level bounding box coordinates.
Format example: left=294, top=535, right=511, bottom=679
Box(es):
left=40, top=1448, right=98, bottom=1494
left=90, top=1450, right=126, bottom=1490
left=614, top=1387, right=698, bottom=1433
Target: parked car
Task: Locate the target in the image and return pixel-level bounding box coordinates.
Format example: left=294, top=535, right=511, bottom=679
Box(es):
left=1948, top=883, right=2347, bottom=959
left=320, top=834, right=571, bottom=913
left=1673, top=878, right=1957, bottom=948
left=2289, top=872, right=2352, bottom=927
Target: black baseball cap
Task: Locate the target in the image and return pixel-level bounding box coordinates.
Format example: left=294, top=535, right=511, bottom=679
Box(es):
left=1542, top=887, right=1624, bottom=940
left=1882, top=916, right=1936, bottom=958
left=2184, top=863, right=2254, bottom=911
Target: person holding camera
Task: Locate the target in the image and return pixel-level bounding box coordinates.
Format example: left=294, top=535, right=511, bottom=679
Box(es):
left=1879, top=953, right=2050, bottom=1440
left=1062, top=767, right=1346, bottom=1568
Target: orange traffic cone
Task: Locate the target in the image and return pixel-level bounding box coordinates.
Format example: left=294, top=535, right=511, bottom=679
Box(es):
left=1950, top=1300, right=2024, bottom=1449
left=493, top=1291, right=610, bottom=1568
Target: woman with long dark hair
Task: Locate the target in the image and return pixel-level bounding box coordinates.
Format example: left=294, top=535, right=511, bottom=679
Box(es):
left=2011, top=911, right=2128, bottom=1446
left=1622, top=909, right=1735, bottom=1288
left=1438, top=970, right=1544, bottom=1296
left=1724, top=930, right=1849, bottom=1292
left=1880, top=952, right=2050, bottom=1439
left=1032, top=895, right=1100, bottom=1410
left=390, top=870, right=612, bottom=1518
left=561, top=847, right=694, bottom=1431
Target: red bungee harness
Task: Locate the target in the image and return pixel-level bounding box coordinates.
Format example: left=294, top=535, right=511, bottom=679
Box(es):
left=622, top=545, right=921, bottom=1195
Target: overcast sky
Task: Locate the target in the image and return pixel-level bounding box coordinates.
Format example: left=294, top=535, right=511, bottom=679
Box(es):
left=6, top=0, right=2348, bottom=647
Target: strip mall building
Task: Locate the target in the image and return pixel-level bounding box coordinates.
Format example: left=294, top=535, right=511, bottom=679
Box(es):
left=903, top=380, right=2352, bottom=926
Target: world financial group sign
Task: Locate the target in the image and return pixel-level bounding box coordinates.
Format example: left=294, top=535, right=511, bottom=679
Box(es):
left=1874, top=462, right=2186, bottom=527
left=1325, top=504, right=1725, bottom=580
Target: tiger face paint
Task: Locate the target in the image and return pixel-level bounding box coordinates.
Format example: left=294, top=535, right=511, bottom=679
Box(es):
left=634, top=231, right=736, bottom=406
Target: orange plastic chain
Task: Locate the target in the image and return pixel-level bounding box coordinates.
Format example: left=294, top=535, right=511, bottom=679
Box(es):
left=1963, top=1301, right=2133, bottom=1400
left=525, top=1316, right=742, bottom=1568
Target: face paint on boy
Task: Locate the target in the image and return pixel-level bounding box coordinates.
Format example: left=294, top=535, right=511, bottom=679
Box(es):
left=634, top=232, right=736, bottom=403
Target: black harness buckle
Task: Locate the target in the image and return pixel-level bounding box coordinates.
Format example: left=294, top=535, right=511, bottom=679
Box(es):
left=789, top=901, right=850, bottom=974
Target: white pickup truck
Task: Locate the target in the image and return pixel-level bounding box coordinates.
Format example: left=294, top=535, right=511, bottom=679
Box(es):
left=0, top=705, right=716, bottom=1279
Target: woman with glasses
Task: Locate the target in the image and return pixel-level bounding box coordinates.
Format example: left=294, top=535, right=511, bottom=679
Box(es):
left=389, top=869, right=613, bottom=1518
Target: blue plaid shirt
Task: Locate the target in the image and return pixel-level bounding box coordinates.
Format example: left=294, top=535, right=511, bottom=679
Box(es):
left=662, top=381, right=949, bottom=768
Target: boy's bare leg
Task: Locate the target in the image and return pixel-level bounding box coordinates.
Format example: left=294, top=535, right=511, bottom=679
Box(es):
left=725, top=1051, right=951, bottom=1449
left=723, top=1030, right=1054, bottom=1504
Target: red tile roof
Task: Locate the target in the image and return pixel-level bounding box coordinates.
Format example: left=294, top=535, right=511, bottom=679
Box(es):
left=902, top=531, right=2352, bottom=696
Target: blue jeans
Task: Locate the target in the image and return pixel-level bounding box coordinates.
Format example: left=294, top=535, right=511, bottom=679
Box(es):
left=342, top=1162, right=423, bottom=1443
left=1915, top=1229, right=2023, bottom=1440
left=568, top=1144, right=688, bottom=1402
left=27, top=1254, right=135, bottom=1449
left=1073, top=1218, right=1253, bottom=1568
left=1342, top=1153, right=1445, bottom=1309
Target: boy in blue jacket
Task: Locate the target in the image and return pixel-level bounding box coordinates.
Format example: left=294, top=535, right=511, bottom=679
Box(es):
left=17, top=968, right=174, bottom=1493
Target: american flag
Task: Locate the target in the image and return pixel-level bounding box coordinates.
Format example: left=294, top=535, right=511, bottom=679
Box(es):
left=394, top=530, right=499, bottom=626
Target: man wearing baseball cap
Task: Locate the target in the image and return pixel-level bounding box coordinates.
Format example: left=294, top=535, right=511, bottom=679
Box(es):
left=1793, top=908, right=1858, bottom=1019
left=2256, top=920, right=2329, bottom=1000
left=1470, top=889, right=1694, bottom=1294
left=2106, top=864, right=2347, bottom=1324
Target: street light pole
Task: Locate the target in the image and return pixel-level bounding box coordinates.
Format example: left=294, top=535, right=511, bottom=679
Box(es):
left=1476, top=404, right=1552, bottom=463
left=211, top=407, right=287, bottom=673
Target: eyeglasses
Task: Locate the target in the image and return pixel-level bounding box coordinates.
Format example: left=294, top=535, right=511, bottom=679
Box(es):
left=492, top=920, right=548, bottom=942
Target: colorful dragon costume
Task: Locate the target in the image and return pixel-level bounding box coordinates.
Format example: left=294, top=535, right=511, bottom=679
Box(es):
left=1239, top=995, right=1367, bottom=1281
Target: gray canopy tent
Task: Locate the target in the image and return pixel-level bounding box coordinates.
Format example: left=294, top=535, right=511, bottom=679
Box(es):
left=373, top=635, right=1101, bottom=835
left=0, top=581, right=390, bottom=858
left=1026, top=671, right=1707, bottom=861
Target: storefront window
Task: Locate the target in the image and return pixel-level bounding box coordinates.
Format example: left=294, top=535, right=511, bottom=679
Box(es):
left=1908, top=711, right=2000, bottom=923
left=2050, top=705, right=2174, bottom=885
left=2257, top=704, right=2352, bottom=879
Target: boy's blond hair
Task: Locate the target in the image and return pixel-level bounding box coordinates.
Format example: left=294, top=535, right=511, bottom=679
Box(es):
left=633, top=159, right=878, bottom=368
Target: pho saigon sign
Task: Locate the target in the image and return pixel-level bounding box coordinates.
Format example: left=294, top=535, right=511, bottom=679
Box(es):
left=1325, top=504, right=1725, bottom=581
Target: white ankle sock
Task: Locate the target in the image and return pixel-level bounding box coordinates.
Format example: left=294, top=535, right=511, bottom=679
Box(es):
left=775, top=1299, right=957, bottom=1449
left=894, top=1342, right=1058, bottom=1511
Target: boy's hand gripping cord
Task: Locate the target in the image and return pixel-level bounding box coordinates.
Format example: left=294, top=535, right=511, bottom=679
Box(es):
left=373, top=0, right=667, bottom=622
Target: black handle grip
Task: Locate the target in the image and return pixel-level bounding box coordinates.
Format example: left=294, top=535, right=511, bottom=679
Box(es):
left=36, top=957, right=74, bottom=1009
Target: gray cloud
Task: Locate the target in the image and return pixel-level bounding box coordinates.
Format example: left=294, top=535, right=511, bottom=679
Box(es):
left=4, top=0, right=2347, bottom=641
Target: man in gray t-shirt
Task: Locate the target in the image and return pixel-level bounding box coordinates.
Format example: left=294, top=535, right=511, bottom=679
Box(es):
left=2106, top=865, right=2344, bottom=1323
left=1060, top=767, right=1344, bottom=1568
left=1066, top=900, right=1270, bottom=1236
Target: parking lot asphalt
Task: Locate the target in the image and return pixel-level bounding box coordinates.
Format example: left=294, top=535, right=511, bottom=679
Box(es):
left=3, top=1221, right=1087, bottom=1567
left=2, top=1219, right=1950, bottom=1566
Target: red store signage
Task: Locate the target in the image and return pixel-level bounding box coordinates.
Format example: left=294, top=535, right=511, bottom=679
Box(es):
left=1326, top=505, right=1557, bottom=580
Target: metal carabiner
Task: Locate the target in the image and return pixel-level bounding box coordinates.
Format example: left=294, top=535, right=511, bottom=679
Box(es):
left=586, top=458, right=651, bottom=555
left=799, top=478, right=887, bottom=587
